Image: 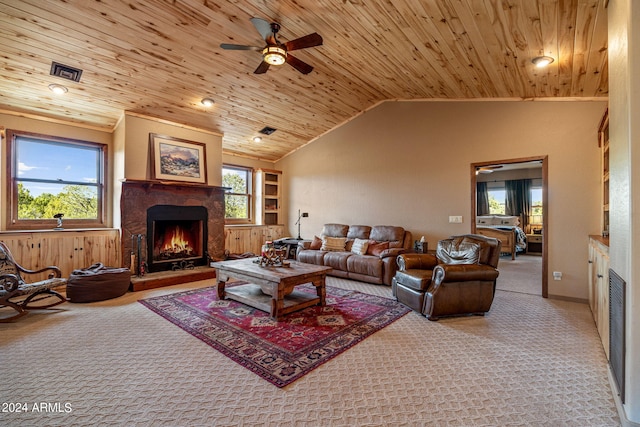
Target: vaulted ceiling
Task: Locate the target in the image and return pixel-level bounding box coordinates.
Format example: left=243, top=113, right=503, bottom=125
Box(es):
left=0, top=0, right=608, bottom=161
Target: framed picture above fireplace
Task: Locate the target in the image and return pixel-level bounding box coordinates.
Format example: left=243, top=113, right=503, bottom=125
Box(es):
left=149, top=133, right=207, bottom=184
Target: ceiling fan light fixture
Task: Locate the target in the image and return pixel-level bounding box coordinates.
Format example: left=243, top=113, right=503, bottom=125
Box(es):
left=201, top=97, right=215, bottom=107
left=48, top=83, right=68, bottom=94
left=263, top=46, right=287, bottom=65
left=532, top=56, right=554, bottom=68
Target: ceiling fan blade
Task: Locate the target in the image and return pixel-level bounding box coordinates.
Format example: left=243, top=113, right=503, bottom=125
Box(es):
left=250, top=17, right=273, bottom=41
left=285, top=33, right=323, bottom=51
left=286, top=54, right=314, bottom=74
left=254, top=60, right=270, bottom=74
left=220, top=43, right=262, bottom=51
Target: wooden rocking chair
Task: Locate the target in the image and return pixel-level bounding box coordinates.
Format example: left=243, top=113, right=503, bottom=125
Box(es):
left=0, top=241, right=67, bottom=322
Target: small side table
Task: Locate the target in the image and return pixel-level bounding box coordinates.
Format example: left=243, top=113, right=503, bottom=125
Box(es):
left=526, top=234, right=543, bottom=255
left=275, top=238, right=306, bottom=260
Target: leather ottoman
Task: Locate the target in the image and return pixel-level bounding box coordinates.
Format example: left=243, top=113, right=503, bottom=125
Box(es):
left=67, top=263, right=131, bottom=303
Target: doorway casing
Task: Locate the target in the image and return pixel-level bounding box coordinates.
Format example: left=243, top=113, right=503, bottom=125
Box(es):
left=470, top=155, right=549, bottom=298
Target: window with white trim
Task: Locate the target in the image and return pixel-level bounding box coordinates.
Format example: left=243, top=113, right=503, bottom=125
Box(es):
left=222, top=164, right=253, bottom=223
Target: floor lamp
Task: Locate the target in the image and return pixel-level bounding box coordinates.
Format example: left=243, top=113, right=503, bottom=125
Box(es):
left=295, top=210, right=309, bottom=240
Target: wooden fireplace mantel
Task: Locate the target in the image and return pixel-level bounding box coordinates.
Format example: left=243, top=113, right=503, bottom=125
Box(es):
left=120, top=179, right=228, bottom=193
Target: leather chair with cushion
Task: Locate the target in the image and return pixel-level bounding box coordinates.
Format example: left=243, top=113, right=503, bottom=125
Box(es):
left=392, top=234, right=501, bottom=321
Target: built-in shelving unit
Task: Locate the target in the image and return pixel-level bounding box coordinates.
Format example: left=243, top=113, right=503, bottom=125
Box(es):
left=590, top=109, right=611, bottom=359
left=256, top=169, right=282, bottom=226
left=598, top=109, right=609, bottom=235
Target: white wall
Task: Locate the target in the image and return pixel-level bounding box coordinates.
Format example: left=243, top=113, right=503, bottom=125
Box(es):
left=112, top=115, right=126, bottom=229
left=608, top=0, right=640, bottom=422
left=276, top=99, right=607, bottom=300
left=121, top=113, right=223, bottom=186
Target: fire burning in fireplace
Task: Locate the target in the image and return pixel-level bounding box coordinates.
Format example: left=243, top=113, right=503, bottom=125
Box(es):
left=153, top=221, right=202, bottom=262
left=146, top=205, right=208, bottom=272
left=157, top=224, right=197, bottom=259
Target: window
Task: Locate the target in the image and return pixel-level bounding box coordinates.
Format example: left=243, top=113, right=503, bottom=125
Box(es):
left=487, top=186, right=506, bottom=215
left=488, top=183, right=543, bottom=220
left=7, top=130, right=106, bottom=230
left=530, top=186, right=543, bottom=226
left=222, top=165, right=253, bottom=223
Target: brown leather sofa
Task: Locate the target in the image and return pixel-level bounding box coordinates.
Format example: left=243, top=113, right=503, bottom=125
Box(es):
left=297, top=224, right=412, bottom=285
left=392, top=234, right=501, bottom=320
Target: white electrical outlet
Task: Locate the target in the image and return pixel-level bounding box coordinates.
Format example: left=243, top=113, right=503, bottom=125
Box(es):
left=448, top=216, right=463, bottom=223
left=553, top=271, right=563, bottom=281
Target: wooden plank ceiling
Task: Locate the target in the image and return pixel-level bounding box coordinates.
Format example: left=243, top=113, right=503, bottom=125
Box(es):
left=0, top=0, right=608, bottom=161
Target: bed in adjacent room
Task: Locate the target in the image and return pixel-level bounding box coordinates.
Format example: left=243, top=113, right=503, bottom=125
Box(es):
left=475, top=215, right=527, bottom=260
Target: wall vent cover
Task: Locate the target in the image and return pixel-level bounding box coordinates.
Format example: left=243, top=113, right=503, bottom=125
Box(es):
left=259, top=126, right=277, bottom=135
left=50, top=62, right=83, bottom=82
left=609, top=268, right=626, bottom=404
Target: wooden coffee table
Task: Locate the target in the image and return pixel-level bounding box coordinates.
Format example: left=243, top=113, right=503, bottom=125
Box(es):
left=212, top=258, right=332, bottom=319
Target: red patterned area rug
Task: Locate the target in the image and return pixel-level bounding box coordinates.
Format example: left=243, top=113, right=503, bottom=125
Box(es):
left=139, top=284, right=410, bottom=387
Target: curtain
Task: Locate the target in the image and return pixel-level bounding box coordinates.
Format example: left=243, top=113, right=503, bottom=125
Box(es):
left=476, top=182, right=490, bottom=216
left=505, top=179, right=532, bottom=232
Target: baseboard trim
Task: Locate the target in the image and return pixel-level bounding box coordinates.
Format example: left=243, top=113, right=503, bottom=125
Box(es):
left=547, top=294, right=588, bottom=304
left=608, top=366, right=640, bottom=427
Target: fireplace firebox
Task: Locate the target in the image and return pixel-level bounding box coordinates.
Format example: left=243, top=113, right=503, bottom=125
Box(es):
left=147, top=205, right=208, bottom=272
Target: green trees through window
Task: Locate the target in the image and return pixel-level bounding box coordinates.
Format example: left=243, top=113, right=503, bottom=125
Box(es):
left=222, top=166, right=251, bottom=221
left=18, top=183, right=97, bottom=219
left=488, top=188, right=542, bottom=217
left=7, top=130, right=105, bottom=229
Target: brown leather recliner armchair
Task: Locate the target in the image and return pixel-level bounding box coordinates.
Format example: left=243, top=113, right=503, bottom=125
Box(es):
left=392, top=234, right=501, bottom=321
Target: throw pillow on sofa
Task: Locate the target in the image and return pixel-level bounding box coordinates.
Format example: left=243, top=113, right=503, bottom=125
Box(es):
left=310, top=236, right=323, bottom=250
left=366, top=241, right=389, bottom=256
left=321, top=236, right=347, bottom=251
left=351, top=238, right=369, bottom=255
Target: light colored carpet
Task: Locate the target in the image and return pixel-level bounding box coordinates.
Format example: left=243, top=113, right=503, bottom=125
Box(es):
left=0, top=274, right=619, bottom=426
left=496, top=254, right=542, bottom=296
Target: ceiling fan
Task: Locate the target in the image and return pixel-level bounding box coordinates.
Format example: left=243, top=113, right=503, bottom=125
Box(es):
left=220, top=17, right=323, bottom=75
left=476, top=165, right=504, bottom=174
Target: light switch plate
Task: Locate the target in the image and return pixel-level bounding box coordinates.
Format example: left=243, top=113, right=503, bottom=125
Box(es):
left=449, top=216, right=463, bottom=223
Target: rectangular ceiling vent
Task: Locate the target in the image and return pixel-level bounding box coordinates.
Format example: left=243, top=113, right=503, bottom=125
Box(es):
left=259, top=126, right=277, bottom=135
left=50, top=62, right=83, bottom=82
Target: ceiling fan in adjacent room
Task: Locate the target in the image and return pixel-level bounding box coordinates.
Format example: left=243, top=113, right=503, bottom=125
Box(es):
left=476, top=165, right=504, bottom=174
left=220, top=17, right=323, bottom=75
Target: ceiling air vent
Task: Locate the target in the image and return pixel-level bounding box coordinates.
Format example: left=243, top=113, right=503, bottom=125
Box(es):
left=50, top=62, right=83, bottom=82
left=259, top=126, right=277, bottom=135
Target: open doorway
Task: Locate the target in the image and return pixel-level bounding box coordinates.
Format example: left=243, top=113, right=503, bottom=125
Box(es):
left=470, top=156, right=549, bottom=298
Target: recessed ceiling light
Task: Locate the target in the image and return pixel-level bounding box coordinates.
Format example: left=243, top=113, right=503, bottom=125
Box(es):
left=253, top=136, right=262, bottom=143
left=48, top=84, right=68, bottom=94
left=532, top=56, right=554, bottom=68
left=201, top=98, right=215, bottom=107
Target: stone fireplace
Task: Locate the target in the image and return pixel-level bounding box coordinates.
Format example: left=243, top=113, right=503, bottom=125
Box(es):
left=121, top=180, right=225, bottom=289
